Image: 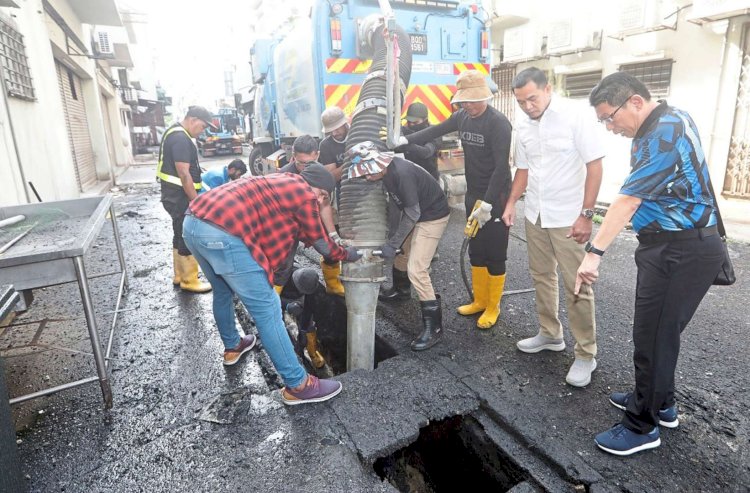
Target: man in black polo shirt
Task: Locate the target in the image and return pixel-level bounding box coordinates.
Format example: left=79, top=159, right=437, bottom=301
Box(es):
left=157, top=105, right=217, bottom=293
left=347, top=141, right=450, bottom=351
left=399, top=102, right=439, bottom=180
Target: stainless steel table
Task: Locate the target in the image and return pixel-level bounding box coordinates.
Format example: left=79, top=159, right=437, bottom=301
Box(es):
left=0, top=285, right=24, bottom=492
left=0, top=195, right=127, bottom=409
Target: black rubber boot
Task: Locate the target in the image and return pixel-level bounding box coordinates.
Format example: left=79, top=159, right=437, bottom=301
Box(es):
left=379, top=267, right=411, bottom=301
left=411, top=295, right=443, bottom=351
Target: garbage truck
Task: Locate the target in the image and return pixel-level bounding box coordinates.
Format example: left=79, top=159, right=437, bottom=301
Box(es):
left=247, top=0, right=491, bottom=184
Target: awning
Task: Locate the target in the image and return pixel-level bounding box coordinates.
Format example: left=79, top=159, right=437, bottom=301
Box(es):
left=69, top=0, right=122, bottom=26
left=107, top=44, right=133, bottom=68
left=0, top=0, right=20, bottom=8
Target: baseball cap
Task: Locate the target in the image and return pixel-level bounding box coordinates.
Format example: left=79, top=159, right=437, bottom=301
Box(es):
left=186, top=106, right=219, bottom=131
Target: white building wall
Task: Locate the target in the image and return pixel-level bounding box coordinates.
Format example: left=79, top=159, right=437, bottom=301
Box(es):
left=489, top=1, right=748, bottom=224
left=0, top=2, right=78, bottom=205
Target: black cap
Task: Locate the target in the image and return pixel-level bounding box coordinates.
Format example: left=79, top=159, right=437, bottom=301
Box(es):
left=292, top=268, right=320, bottom=295
left=300, top=163, right=335, bottom=194
left=186, top=106, right=218, bottom=131
left=405, top=102, right=428, bottom=122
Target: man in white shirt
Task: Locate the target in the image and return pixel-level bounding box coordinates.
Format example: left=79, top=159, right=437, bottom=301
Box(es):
left=502, top=67, right=605, bottom=387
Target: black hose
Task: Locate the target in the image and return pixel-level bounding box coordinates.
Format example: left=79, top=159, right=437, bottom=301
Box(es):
left=339, top=23, right=413, bottom=247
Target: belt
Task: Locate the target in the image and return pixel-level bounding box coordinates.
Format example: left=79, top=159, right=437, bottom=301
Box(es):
left=637, top=225, right=718, bottom=245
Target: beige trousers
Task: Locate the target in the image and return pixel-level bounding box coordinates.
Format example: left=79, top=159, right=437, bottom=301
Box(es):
left=525, top=218, right=597, bottom=360
left=394, top=215, right=449, bottom=301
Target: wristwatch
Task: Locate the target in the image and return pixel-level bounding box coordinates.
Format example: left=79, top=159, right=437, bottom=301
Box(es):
left=581, top=208, right=595, bottom=219
left=585, top=241, right=605, bottom=256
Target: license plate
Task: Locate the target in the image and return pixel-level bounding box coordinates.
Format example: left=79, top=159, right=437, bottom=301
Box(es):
left=409, top=33, right=428, bottom=55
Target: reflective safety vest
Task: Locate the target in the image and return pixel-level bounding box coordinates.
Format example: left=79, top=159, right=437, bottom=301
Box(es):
left=156, top=125, right=202, bottom=190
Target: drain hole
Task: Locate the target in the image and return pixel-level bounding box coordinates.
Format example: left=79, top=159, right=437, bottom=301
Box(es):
left=373, top=415, right=529, bottom=492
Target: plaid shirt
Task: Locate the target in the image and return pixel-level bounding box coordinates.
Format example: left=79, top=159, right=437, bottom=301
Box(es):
left=189, top=173, right=346, bottom=282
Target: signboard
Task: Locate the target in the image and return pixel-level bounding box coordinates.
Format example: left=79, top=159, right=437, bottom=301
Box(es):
left=409, top=33, right=428, bottom=54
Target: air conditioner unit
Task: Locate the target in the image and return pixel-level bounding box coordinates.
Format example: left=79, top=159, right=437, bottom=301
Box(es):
left=688, top=0, right=750, bottom=22
left=502, top=24, right=543, bottom=63
left=546, top=19, right=602, bottom=56
left=612, top=0, right=678, bottom=38
left=93, top=30, right=114, bottom=57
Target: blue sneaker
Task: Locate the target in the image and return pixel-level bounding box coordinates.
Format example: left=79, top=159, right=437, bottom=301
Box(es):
left=595, top=424, right=661, bottom=456
left=609, top=392, right=679, bottom=429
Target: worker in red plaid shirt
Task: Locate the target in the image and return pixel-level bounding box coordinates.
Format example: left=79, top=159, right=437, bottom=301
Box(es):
left=183, top=163, right=361, bottom=405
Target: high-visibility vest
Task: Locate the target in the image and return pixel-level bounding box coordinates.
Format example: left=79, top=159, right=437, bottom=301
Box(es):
left=156, top=125, right=202, bottom=190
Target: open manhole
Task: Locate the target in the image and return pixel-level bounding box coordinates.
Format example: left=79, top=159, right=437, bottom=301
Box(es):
left=235, top=283, right=398, bottom=380
left=374, top=415, right=529, bottom=493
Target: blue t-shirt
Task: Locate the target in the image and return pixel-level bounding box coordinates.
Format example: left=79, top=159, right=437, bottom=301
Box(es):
left=200, top=166, right=230, bottom=193
left=621, top=102, right=716, bottom=234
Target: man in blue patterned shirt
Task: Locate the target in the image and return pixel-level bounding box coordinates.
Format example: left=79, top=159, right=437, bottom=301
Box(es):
left=575, top=72, right=724, bottom=456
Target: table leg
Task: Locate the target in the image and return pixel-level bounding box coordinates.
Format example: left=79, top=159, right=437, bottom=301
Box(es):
left=73, top=256, right=113, bottom=409
left=109, top=204, right=128, bottom=289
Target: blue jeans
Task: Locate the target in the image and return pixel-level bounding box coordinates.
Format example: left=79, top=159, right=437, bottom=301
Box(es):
left=182, top=215, right=307, bottom=388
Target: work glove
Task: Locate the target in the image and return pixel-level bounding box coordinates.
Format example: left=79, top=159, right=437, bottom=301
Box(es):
left=378, top=244, right=399, bottom=259
left=379, top=127, right=408, bottom=147
left=469, top=201, right=493, bottom=228
left=286, top=301, right=304, bottom=318
left=345, top=246, right=362, bottom=261
left=329, top=231, right=346, bottom=246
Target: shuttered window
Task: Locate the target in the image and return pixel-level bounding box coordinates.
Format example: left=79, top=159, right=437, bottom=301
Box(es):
left=619, top=59, right=673, bottom=98
left=563, top=71, right=602, bottom=99
left=0, top=16, right=35, bottom=101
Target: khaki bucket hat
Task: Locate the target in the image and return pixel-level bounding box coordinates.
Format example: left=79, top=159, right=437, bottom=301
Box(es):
left=451, top=70, right=493, bottom=103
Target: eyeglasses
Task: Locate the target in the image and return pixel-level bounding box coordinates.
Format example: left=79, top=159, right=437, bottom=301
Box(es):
left=598, top=95, right=632, bottom=124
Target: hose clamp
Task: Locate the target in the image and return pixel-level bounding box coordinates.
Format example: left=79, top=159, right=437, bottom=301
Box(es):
left=352, top=97, right=387, bottom=119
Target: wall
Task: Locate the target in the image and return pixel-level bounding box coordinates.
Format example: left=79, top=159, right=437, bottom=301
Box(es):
left=489, top=2, right=736, bottom=210
left=0, top=2, right=78, bottom=205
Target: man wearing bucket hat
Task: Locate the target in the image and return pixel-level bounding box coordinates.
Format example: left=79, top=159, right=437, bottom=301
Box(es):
left=319, top=107, right=349, bottom=182
left=183, top=164, right=361, bottom=404
left=347, top=141, right=450, bottom=351
left=398, top=102, right=439, bottom=180
left=383, top=70, right=513, bottom=329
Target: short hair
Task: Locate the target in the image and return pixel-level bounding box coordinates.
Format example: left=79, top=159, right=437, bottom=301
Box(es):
left=227, top=159, right=247, bottom=174
left=293, top=135, right=319, bottom=154
left=589, top=72, right=651, bottom=107
left=512, top=67, right=548, bottom=90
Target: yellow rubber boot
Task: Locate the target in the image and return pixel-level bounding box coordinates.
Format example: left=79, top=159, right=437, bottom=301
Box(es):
left=321, top=260, right=345, bottom=296
left=477, top=274, right=506, bottom=329
left=172, top=248, right=182, bottom=286
left=305, top=331, right=326, bottom=368
left=457, top=266, right=489, bottom=316
left=178, top=255, right=212, bottom=293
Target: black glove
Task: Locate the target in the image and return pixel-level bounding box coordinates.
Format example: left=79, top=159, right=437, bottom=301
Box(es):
left=345, top=246, right=362, bottom=261
left=286, top=301, right=304, bottom=318
left=379, top=244, right=398, bottom=259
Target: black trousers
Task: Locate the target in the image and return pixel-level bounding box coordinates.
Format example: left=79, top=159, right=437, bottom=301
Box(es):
left=162, top=198, right=191, bottom=256
left=622, top=231, right=724, bottom=433
left=465, top=193, right=509, bottom=276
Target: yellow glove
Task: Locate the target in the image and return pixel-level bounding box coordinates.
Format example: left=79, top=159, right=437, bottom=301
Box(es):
left=273, top=285, right=283, bottom=294
left=379, top=126, right=408, bottom=146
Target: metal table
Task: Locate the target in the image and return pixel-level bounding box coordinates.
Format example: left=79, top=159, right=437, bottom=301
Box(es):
left=0, top=285, right=24, bottom=492
left=0, top=195, right=127, bottom=409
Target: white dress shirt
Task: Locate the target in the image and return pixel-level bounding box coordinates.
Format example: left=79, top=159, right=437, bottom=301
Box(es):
left=514, top=96, right=606, bottom=228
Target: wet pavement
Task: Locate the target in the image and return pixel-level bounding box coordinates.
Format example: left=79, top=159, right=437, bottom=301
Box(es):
left=2, top=183, right=748, bottom=492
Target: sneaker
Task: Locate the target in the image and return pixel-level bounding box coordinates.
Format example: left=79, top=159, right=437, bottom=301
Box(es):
left=565, top=358, right=597, bottom=387
left=609, top=392, right=679, bottom=428
left=516, top=333, right=566, bottom=353
left=281, top=375, right=342, bottom=406
left=595, top=424, right=661, bottom=456
left=223, top=334, right=257, bottom=366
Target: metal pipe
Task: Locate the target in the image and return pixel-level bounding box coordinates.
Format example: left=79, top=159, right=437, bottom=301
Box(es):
left=341, top=253, right=385, bottom=371
left=9, top=376, right=100, bottom=405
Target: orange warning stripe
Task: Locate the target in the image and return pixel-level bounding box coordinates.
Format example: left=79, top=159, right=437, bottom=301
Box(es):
left=325, top=84, right=457, bottom=124
left=326, top=58, right=373, bottom=74
left=453, top=62, right=490, bottom=75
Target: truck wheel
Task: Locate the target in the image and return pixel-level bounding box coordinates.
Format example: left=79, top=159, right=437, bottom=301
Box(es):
left=248, top=146, right=265, bottom=176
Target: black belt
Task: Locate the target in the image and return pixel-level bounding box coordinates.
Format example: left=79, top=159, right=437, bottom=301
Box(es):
left=637, top=225, right=718, bottom=245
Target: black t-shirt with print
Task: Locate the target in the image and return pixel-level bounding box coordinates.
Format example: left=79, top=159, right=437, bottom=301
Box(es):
left=382, top=157, right=449, bottom=223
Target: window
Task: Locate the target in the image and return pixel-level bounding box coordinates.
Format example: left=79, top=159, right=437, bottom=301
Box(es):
left=619, top=59, right=673, bottom=98
left=67, top=68, right=78, bottom=100
left=563, top=70, right=602, bottom=99
left=0, top=16, right=35, bottom=101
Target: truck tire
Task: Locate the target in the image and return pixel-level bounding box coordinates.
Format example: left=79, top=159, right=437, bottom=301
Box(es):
left=248, top=146, right=266, bottom=176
